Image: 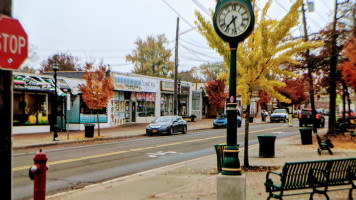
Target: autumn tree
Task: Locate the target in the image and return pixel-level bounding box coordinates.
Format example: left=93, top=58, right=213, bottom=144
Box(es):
left=339, top=37, right=356, bottom=88
left=178, top=66, right=204, bottom=83
left=40, top=53, right=82, bottom=72
left=80, top=63, right=114, bottom=136
left=275, top=79, right=308, bottom=109
left=199, top=62, right=225, bottom=81
left=195, top=0, right=322, bottom=167
left=126, top=34, right=174, bottom=78
left=205, top=80, right=228, bottom=117
left=316, top=1, right=355, bottom=134
left=257, top=90, right=271, bottom=110
left=338, top=36, right=356, bottom=123
left=18, top=65, right=36, bottom=73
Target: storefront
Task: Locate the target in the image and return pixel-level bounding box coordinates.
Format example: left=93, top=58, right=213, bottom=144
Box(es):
left=111, top=74, right=160, bottom=125
left=160, top=81, right=174, bottom=116
left=12, top=73, right=67, bottom=134
left=178, top=82, right=191, bottom=116
left=191, top=90, right=202, bottom=120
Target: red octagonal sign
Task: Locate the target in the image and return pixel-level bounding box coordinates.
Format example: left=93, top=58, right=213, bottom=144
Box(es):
left=0, top=16, right=28, bottom=70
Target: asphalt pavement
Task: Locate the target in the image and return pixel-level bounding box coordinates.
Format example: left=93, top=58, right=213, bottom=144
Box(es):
left=13, top=118, right=356, bottom=199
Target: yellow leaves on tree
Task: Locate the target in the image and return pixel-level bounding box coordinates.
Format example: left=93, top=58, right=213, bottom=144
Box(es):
left=195, top=0, right=323, bottom=106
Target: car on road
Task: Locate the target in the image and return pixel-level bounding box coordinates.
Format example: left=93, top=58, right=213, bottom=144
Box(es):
left=146, top=116, right=187, bottom=136
left=337, top=109, right=355, bottom=121
left=213, top=114, right=242, bottom=128
left=298, top=108, right=325, bottom=127
left=270, top=109, right=289, bottom=123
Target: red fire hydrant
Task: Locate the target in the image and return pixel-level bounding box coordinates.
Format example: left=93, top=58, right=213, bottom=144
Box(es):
left=29, top=149, right=48, bottom=200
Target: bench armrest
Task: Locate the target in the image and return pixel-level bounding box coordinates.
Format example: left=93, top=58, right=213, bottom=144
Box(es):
left=265, top=171, right=283, bottom=192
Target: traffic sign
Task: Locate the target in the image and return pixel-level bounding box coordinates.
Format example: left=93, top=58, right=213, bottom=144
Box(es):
left=0, top=16, right=28, bottom=70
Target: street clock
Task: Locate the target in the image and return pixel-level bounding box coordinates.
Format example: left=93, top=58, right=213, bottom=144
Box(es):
left=213, top=0, right=255, bottom=46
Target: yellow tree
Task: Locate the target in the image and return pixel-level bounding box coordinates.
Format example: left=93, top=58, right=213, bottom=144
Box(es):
left=195, top=0, right=322, bottom=167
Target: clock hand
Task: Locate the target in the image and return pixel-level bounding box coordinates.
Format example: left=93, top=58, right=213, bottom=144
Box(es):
left=225, top=15, right=237, bottom=32
left=232, top=16, right=237, bottom=31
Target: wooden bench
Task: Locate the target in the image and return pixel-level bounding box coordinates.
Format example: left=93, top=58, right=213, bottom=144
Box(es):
left=264, top=158, right=356, bottom=200
left=315, top=133, right=333, bottom=155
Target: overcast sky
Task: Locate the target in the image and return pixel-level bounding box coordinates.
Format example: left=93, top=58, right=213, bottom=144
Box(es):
left=13, top=0, right=334, bottom=73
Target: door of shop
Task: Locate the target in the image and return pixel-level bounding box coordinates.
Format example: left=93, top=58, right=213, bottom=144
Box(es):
left=132, top=102, right=136, bottom=122
left=125, top=101, right=130, bottom=122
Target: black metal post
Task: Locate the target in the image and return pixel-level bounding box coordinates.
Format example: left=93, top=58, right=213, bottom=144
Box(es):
left=53, top=63, right=59, bottom=141
left=222, top=42, right=241, bottom=175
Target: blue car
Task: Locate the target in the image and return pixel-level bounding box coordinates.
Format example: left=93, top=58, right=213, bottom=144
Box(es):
left=213, top=114, right=242, bottom=128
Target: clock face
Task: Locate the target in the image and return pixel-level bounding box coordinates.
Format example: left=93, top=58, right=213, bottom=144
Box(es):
left=217, top=2, right=251, bottom=37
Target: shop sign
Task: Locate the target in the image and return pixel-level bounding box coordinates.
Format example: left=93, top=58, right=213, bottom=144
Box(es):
left=114, top=75, right=141, bottom=91
left=141, top=78, right=158, bottom=92
left=161, top=81, right=174, bottom=92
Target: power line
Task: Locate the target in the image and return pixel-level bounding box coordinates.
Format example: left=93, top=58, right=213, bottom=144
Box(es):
left=161, top=0, right=196, bottom=30
left=180, top=38, right=214, bottom=50
left=191, top=0, right=210, bottom=15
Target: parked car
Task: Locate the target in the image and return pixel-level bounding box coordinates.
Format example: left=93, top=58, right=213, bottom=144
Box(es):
left=298, top=108, right=325, bottom=127
left=213, top=114, right=242, bottom=128
left=270, top=109, right=289, bottom=123
left=337, top=109, right=355, bottom=121
left=323, top=109, right=330, bottom=116
left=146, top=116, right=187, bottom=136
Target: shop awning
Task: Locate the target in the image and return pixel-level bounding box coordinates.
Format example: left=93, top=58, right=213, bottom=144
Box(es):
left=13, top=73, right=67, bottom=96
left=63, top=78, right=86, bottom=95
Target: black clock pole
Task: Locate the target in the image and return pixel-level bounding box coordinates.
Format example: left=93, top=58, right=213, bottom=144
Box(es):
left=222, top=41, right=241, bottom=176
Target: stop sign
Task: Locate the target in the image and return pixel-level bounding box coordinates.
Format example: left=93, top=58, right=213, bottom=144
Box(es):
left=0, top=16, right=28, bottom=70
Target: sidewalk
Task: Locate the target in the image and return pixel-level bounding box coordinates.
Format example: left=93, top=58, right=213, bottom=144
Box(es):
left=47, top=128, right=356, bottom=200
left=13, top=117, right=266, bottom=149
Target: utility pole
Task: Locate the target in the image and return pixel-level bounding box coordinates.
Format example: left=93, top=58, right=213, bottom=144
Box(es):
left=0, top=0, right=13, bottom=199
left=301, top=1, right=317, bottom=133
left=140, top=45, right=144, bottom=75
left=174, top=17, right=179, bottom=115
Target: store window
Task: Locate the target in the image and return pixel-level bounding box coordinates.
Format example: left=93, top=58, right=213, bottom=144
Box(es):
left=137, top=92, right=155, bottom=117
left=80, top=95, right=107, bottom=114
left=13, top=92, right=49, bottom=126
left=192, top=99, right=200, bottom=110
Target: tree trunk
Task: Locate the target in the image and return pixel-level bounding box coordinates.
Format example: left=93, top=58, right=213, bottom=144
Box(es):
left=327, top=0, right=338, bottom=135
left=97, top=112, right=100, bottom=136
left=308, top=64, right=317, bottom=134
left=244, top=104, right=250, bottom=168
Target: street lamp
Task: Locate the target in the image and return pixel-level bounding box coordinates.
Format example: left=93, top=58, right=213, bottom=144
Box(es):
left=52, top=63, right=59, bottom=141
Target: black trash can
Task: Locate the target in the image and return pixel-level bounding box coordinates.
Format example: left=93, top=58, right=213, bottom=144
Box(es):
left=299, top=127, right=312, bottom=145
left=214, top=143, right=240, bottom=173
left=84, top=124, right=95, bottom=138
left=258, top=135, right=276, bottom=158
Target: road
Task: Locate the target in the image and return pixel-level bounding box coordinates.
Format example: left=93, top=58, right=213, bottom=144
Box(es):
left=13, top=121, right=301, bottom=200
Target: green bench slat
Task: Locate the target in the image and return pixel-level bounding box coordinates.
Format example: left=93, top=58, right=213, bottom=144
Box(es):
left=265, top=158, right=356, bottom=199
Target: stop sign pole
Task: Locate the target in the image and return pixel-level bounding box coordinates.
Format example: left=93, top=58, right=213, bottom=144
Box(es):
left=0, top=14, right=28, bottom=200
left=0, top=16, right=28, bottom=70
